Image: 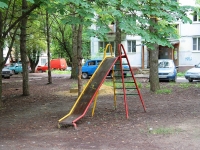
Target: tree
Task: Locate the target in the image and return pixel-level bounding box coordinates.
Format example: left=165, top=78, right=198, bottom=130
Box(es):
left=51, top=14, right=72, bottom=65
left=148, top=18, right=160, bottom=91
left=20, top=0, right=29, bottom=96
left=118, top=0, right=192, bottom=92
left=26, top=12, right=46, bottom=73
left=0, top=0, right=41, bottom=107
left=89, top=0, right=192, bottom=92
left=46, top=10, right=52, bottom=84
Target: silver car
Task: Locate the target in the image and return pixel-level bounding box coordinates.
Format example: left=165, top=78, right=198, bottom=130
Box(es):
left=158, top=59, right=178, bottom=82
left=1, top=68, right=13, bottom=79
left=184, top=63, right=200, bottom=82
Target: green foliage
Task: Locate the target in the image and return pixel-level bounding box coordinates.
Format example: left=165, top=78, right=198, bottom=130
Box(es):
left=0, top=1, right=7, bottom=8
left=118, top=0, right=193, bottom=49
left=26, top=12, right=46, bottom=63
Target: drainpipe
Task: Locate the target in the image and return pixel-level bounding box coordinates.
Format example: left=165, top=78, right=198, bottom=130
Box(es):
left=141, top=45, right=144, bottom=69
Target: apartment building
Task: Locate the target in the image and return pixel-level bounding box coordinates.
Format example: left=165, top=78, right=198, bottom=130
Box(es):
left=90, top=0, right=200, bottom=72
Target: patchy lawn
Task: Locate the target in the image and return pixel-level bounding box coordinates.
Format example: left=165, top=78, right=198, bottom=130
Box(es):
left=1, top=73, right=200, bottom=150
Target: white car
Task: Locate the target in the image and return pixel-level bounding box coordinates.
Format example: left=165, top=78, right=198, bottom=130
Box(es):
left=184, top=63, right=200, bottom=82
left=1, top=68, right=13, bottom=79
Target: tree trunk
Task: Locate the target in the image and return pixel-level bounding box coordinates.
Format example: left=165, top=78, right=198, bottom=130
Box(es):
left=149, top=47, right=160, bottom=92
left=71, top=25, right=78, bottom=79
left=0, top=1, right=40, bottom=107
left=20, top=0, right=29, bottom=96
left=0, top=12, right=3, bottom=108
left=115, top=20, right=121, bottom=57
left=115, top=19, right=121, bottom=77
left=28, top=52, right=39, bottom=73
left=149, top=18, right=160, bottom=92
left=46, top=11, right=52, bottom=84
left=77, top=25, right=83, bottom=95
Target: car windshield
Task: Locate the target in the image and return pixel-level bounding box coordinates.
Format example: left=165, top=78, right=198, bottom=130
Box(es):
left=158, top=61, right=173, bottom=68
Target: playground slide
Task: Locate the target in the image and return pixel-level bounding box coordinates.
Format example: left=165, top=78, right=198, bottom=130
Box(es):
left=58, top=57, right=118, bottom=127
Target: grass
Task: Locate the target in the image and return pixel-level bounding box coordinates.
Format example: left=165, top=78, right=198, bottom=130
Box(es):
left=103, top=80, right=142, bottom=88
left=177, top=72, right=185, bottom=77
left=145, top=83, right=150, bottom=88
left=195, top=83, right=200, bottom=88
left=178, top=83, right=192, bottom=88
left=149, top=127, right=182, bottom=135
left=156, top=88, right=172, bottom=94
left=51, top=70, right=71, bottom=74
left=103, top=81, right=113, bottom=87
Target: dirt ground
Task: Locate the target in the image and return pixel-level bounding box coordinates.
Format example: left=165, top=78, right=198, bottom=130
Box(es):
left=1, top=73, right=200, bottom=150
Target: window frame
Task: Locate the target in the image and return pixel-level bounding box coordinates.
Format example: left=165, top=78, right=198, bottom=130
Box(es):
left=41, top=58, right=47, bottom=66
left=192, top=37, right=200, bottom=51
left=193, top=11, right=200, bottom=22
left=98, top=41, right=115, bottom=53
left=127, top=40, right=136, bottom=53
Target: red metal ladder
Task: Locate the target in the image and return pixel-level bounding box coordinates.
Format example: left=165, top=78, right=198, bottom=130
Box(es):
left=111, top=44, right=146, bottom=119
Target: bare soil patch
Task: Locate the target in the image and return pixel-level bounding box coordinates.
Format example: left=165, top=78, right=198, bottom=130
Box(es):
left=1, top=73, right=200, bottom=150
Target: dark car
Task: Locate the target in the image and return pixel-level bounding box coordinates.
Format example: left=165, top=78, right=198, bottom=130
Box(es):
left=1, top=68, right=12, bottom=79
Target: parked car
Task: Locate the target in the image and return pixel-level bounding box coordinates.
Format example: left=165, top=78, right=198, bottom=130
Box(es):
left=1, top=68, right=13, bottom=79
left=36, top=58, right=67, bottom=72
left=7, top=63, right=23, bottom=74
left=81, top=59, right=129, bottom=79
left=184, top=63, right=200, bottom=82
left=158, top=59, right=178, bottom=82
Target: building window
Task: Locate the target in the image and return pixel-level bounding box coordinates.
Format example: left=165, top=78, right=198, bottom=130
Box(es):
left=127, top=40, right=136, bottom=53
left=193, top=37, right=200, bottom=51
left=193, top=11, right=200, bottom=22
left=41, top=58, right=47, bottom=65
left=99, top=41, right=115, bottom=53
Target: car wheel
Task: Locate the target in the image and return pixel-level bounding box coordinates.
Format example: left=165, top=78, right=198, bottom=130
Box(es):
left=188, top=78, right=193, bottom=82
left=82, top=72, right=88, bottom=79
left=38, top=70, right=43, bottom=73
